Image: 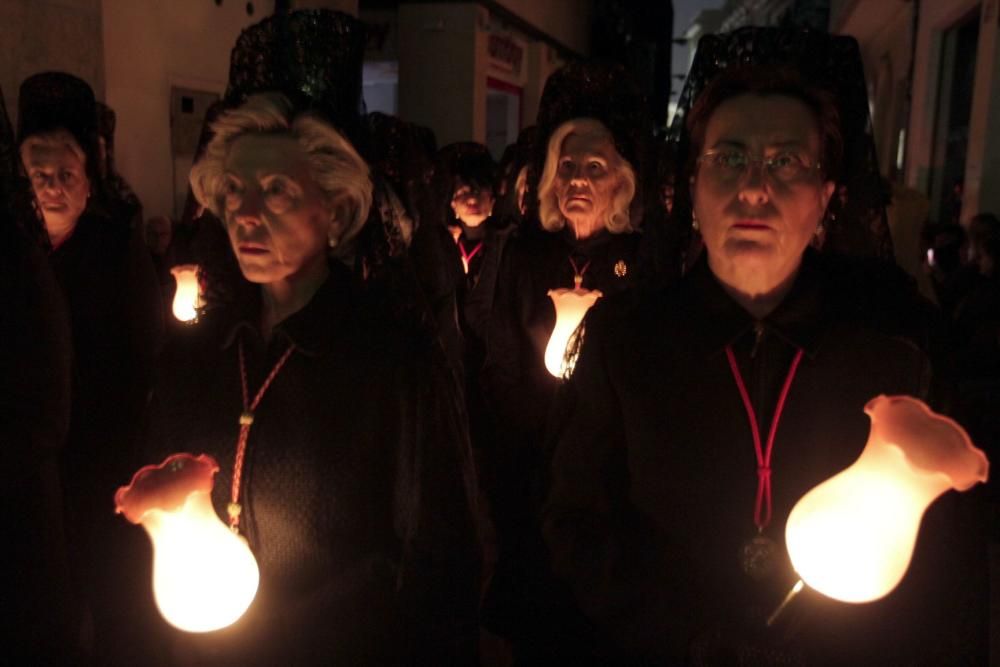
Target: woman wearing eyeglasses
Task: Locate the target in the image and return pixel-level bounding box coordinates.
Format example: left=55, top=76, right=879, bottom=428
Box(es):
left=543, top=31, right=984, bottom=665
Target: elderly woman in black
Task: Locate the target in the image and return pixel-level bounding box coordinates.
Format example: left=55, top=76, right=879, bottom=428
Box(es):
left=16, top=71, right=163, bottom=664
left=543, top=29, right=984, bottom=665
left=143, top=11, right=480, bottom=665
left=479, top=61, right=652, bottom=660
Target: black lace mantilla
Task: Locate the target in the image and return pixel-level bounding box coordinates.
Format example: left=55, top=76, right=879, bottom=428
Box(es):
left=17, top=72, right=101, bottom=177
left=669, top=27, right=893, bottom=261
left=224, top=9, right=366, bottom=143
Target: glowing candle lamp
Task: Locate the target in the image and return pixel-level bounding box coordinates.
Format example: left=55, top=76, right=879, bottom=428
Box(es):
left=785, top=395, right=988, bottom=604
left=170, top=264, right=202, bottom=323
left=115, top=453, right=259, bottom=633
left=545, top=278, right=602, bottom=378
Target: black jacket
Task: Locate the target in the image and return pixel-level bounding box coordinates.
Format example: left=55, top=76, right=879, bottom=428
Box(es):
left=146, top=260, right=481, bottom=665
left=543, top=249, right=985, bottom=664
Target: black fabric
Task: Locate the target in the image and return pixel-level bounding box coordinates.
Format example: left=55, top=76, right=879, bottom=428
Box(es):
left=480, top=225, right=641, bottom=650
left=366, top=112, right=436, bottom=227
left=48, top=211, right=166, bottom=665
left=543, top=249, right=986, bottom=664
left=96, top=101, right=143, bottom=230
left=0, top=222, right=78, bottom=662
left=145, top=260, right=481, bottom=665
left=224, top=9, right=366, bottom=145
left=669, top=27, right=892, bottom=262
left=0, top=83, right=15, bottom=214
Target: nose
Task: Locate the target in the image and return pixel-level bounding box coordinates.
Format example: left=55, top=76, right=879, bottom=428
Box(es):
left=738, top=161, right=769, bottom=206
left=568, top=163, right=588, bottom=186
left=233, top=187, right=265, bottom=227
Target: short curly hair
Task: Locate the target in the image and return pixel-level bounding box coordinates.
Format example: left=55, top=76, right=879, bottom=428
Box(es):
left=189, top=92, right=372, bottom=252
left=537, top=118, right=637, bottom=235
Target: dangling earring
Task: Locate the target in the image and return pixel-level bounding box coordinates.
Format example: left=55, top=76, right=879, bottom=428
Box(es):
left=691, top=211, right=700, bottom=232
left=814, top=220, right=824, bottom=238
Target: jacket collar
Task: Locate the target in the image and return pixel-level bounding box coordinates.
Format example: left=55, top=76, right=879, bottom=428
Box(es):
left=687, top=247, right=829, bottom=359
left=221, top=260, right=354, bottom=357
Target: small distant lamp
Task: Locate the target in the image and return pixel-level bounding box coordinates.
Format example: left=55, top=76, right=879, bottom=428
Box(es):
left=115, top=453, right=259, bottom=633
left=170, top=264, right=202, bottom=323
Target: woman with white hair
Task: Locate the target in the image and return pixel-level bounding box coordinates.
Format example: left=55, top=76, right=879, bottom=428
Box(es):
left=478, top=61, right=652, bottom=661
left=142, top=12, right=480, bottom=665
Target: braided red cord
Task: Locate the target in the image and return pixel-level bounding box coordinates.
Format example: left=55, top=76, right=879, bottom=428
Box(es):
left=230, top=340, right=296, bottom=531
left=725, top=345, right=804, bottom=531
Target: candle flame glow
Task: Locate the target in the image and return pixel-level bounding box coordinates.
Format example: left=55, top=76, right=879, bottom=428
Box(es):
left=545, top=286, right=602, bottom=378
left=170, top=264, right=202, bottom=323
left=785, top=395, right=988, bottom=603
left=116, top=454, right=259, bottom=633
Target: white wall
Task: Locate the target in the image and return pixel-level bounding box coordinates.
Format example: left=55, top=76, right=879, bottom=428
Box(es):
left=102, top=0, right=275, bottom=220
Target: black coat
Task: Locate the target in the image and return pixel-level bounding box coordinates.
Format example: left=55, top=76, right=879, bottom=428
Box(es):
left=0, top=224, right=76, bottom=661
left=145, top=260, right=481, bottom=665
left=48, top=210, right=165, bottom=664
left=543, top=249, right=986, bottom=664
left=478, top=225, right=641, bottom=649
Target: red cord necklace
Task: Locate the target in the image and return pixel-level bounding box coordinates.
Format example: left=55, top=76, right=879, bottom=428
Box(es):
left=227, top=339, right=296, bottom=532
left=458, top=239, right=483, bottom=274
left=569, top=256, right=592, bottom=288
left=725, top=339, right=803, bottom=578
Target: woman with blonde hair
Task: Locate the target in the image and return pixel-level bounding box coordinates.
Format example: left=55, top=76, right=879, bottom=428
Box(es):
left=479, top=60, right=653, bottom=661
left=143, top=11, right=480, bottom=664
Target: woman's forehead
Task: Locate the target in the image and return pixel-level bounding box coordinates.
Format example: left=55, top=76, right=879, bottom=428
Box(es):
left=561, top=129, right=618, bottom=158
left=224, top=132, right=309, bottom=175
left=705, top=93, right=821, bottom=150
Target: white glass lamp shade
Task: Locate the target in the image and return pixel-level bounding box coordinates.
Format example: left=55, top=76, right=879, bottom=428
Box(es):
left=545, top=286, right=602, bottom=378
left=785, top=395, right=988, bottom=603
left=115, top=453, right=259, bottom=633
left=170, top=264, right=202, bottom=323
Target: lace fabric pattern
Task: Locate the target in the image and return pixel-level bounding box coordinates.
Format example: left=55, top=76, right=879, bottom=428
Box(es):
left=668, top=27, right=893, bottom=262
left=225, top=9, right=367, bottom=145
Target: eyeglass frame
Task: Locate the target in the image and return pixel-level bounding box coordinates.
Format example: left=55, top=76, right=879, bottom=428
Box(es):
left=694, top=147, right=825, bottom=184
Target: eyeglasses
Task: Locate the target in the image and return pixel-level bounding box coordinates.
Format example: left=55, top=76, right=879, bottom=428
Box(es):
left=696, top=149, right=822, bottom=184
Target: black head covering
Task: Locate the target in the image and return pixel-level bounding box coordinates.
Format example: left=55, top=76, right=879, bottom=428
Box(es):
left=429, top=141, right=496, bottom=229
left=669, top=27, right=892, bottom=261
left=95, top=101, right=142, bottom=228
left=17, top=72, right=102, bottom=188
left=366, top=112, right=435, bottom=226
left=224, top=9, right=366, bottom=144
left=530, top=61, right=651, bottom=229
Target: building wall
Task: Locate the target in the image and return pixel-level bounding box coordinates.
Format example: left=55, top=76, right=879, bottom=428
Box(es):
left=102, top=0, right=276, bottom=220
left=0, top=0, right=104, bottom=130
left=493, top=0, right=591, bottom=54
left=906, top=1, right=977, bottom=193
left=397, top=1, right=577, bottom=149
left=397, top=2, right=481, bottom=147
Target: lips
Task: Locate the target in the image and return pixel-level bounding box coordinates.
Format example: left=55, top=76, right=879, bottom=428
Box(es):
left=732, top=219, right=771, bottom=231
left=238, top=244, right=270, bottom=255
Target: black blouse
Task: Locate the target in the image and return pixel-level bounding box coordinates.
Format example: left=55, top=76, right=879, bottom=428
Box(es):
left=146, top=260, right=481, bottom=665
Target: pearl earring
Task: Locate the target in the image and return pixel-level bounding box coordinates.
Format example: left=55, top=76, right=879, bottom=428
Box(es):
left=692, top=212, right=700, bottom=232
